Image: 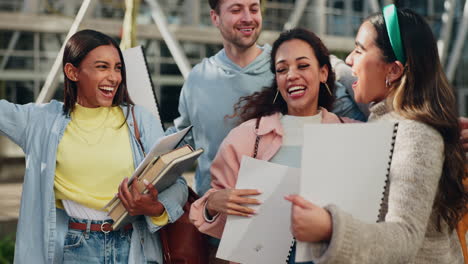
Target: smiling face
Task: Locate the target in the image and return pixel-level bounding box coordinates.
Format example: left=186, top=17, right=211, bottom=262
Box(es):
left=211, top=0, right=262, bottom=51
left=275, top=39, right=328, bottom=116
left=66, top=45, right=122, bottom=108
left=345, top=21, right=391, bottom=104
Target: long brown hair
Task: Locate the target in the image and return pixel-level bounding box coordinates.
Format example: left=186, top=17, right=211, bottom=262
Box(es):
left=62, top=29, right=134, bottom=115
left=367, top=8, right=467, bottom=231
left=232, top=28, right=336, bottom=123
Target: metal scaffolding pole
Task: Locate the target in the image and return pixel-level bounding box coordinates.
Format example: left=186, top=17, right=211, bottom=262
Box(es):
left=317, top=0, right=327, bottom=36
left=33, top=32, right=40, bottom=98
left=0, top=0, right=39, bottom=70
left=0, top=32, right=21, bottom=70
left=146, top=0, right=191, bottom=79
left=446, top=0, right=468, bottom=82
left=368, top=0, right=380, bottom=13
left=184, top=0, right=200, bottom=26
left=437, top=0, right=456, bottom=65
left=35, top=0, right=93, bottom=103
left=283, top=0, right=309, bottom=30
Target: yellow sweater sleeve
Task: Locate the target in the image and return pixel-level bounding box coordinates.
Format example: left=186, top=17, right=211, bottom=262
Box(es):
left=150, top=210, right=169, bottom=226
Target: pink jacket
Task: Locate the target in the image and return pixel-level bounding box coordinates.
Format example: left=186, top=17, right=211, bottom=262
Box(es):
left=189, top=109, right=354, bottom=238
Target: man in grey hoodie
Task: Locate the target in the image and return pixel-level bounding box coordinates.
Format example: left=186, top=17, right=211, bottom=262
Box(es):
left=171, top=0, right=364, bottom=198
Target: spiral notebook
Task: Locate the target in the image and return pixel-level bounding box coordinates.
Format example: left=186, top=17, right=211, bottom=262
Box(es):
left=295, top=122, right=398, bottom=262
left=122, top=46, right=163, bottom=129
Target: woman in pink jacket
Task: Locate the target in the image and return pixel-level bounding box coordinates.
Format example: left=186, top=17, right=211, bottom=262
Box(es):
left=189, top=28, right=355, bottom=263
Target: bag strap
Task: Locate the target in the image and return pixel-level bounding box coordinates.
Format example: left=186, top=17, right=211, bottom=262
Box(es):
left=131, top=106, right=146, bottom=156
left=253, top=117, right=261, bottom=158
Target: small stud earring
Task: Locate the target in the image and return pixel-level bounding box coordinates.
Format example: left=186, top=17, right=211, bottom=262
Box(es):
left=385, top=78, right=391, bottom=88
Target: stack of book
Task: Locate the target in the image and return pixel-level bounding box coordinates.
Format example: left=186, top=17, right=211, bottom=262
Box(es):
left=104, top=127, right=203, bottom=229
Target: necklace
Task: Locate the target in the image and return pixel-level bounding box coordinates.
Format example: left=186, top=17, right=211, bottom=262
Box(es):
left=72, top=107, right=110, bottom=133
left=71, top=107, right=111, bottom=145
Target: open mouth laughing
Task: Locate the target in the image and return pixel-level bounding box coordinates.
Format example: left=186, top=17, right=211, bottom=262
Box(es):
left=288, top=85, right=306, bottom=98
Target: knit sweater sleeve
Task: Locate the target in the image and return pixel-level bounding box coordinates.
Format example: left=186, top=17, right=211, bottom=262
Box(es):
left=308, top=120, right=445, bottom=264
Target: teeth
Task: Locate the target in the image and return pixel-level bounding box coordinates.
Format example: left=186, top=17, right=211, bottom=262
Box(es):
left=288, top=86, right=305, bottom=93
left=100, top=87, right=114, bottom=92
left=240, top=28, right=253, bottom=32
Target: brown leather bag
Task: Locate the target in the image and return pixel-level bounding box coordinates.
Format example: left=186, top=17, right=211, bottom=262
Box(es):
left=160, top=187, right=209, bottom=264
left=131, top=107, right=209, bottom=264
left=457, top=173, right=468, bottom=264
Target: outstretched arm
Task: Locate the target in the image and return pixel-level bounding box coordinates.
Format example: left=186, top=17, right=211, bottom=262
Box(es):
left=0, top=100, right=35, bottom=149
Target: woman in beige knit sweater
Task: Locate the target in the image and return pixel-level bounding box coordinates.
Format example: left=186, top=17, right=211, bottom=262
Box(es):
left=285, top=5, right=467, bottom=264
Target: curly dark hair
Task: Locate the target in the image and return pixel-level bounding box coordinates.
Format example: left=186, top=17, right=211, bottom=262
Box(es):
left=232, top=28, right=336, bottom=123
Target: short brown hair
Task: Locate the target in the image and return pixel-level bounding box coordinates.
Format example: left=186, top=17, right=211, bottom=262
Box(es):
left=209, top=0, right=262, bottom=13
left=208, top=0, right=220, bottom=10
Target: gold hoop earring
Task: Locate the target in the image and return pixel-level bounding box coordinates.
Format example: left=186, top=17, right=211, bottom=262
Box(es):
left=322, top=82, right=332, bottom=96
left=272, top=90, right=279, bottom=104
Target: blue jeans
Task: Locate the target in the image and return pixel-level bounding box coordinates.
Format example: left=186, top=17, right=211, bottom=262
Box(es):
left=288, top=240, right=314, bottom=264
left=63, top=218, right=132, bottom=264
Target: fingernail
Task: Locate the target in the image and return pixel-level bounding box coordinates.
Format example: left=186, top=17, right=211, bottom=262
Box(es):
left=143, top=179, right=149, bottom=185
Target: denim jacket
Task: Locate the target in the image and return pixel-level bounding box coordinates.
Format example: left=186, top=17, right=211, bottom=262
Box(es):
left=0, top=100, right=187, bottom=264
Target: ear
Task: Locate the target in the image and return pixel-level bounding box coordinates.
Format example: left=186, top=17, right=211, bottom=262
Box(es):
left=319, top=64, right=329, bottom=83
left=386, top=61, right=405, bottom=84
left=64, top=63, right=78, bottom=82
left=210, top=9, right=220, bottom=27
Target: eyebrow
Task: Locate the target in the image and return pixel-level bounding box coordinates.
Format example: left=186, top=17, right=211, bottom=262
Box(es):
left=276, top=56, right=310, bottom=65
left=94, top=60, right=121, bottom=65
left=355, top=41, right=367, bottom=51
left=227, top=3, right=242, bottom=9
left=226, top=3, right=259, bottom=9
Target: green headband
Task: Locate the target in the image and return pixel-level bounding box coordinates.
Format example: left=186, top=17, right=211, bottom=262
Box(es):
left=383, top=4, right=406, bottom=64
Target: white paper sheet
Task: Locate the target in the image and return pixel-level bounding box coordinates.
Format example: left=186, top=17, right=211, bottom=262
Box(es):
left=296, top=122, right=396, bottom=262
left=216, top=156, right=300, bottom=264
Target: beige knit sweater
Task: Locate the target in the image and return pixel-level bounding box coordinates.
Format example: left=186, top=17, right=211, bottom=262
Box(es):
left=307, top=100, right=464, bottom=263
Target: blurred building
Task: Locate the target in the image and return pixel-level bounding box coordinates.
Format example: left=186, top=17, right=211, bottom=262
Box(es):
left=0, top=0, right=467, bottom=180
